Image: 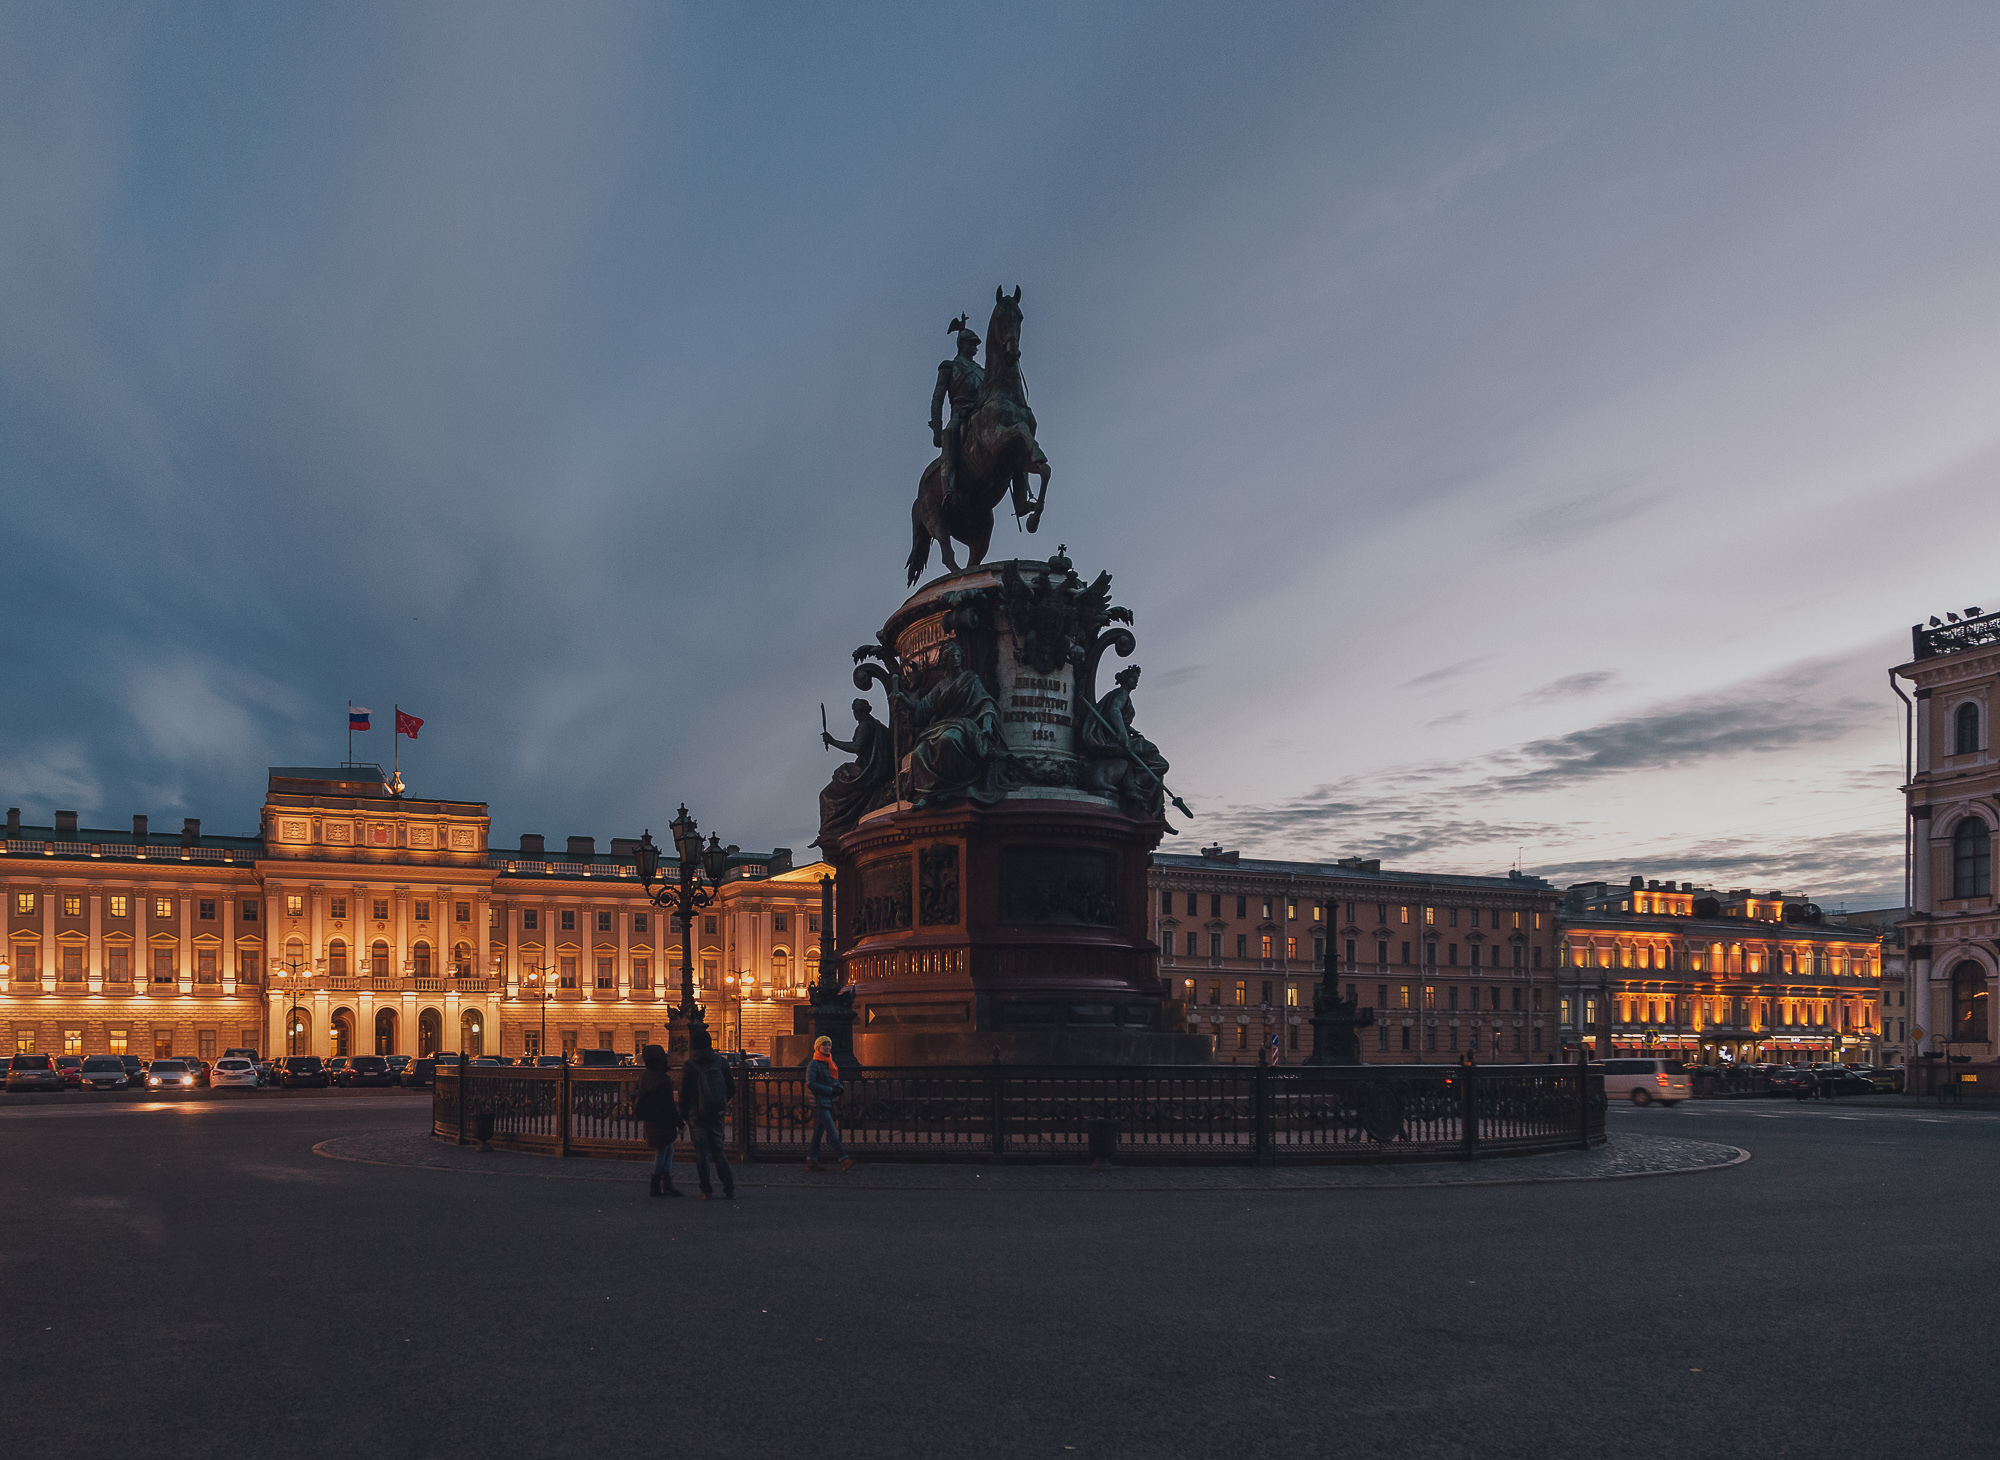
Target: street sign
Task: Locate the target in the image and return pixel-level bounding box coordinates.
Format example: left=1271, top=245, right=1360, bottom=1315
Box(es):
left=1910, top=1025, right=1925, bottom=1041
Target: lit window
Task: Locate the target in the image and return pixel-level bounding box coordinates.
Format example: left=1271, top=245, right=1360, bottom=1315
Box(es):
left=1234, top=981, right=1246, bottom=1006
left=1260, top=936, right=1272, bottom=959
left=14, top=893, right=32, bottom=915
left=1285, top=983, right=1298, bottom=1007
left=108, top=1028, right=128, bottom=1055
left=109, top=896, right=127, bottom=918
left=1286, top=937, right=1296, bottom=960
left=63, top=896, right=82, bottom=918
left=1400, top=906, right=1410, bottom=924
left=1286, top=900, right=1296, bottom=920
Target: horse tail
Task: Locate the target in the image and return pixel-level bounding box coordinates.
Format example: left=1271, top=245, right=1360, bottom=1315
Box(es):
left=907, top=494, right=932, bottom=587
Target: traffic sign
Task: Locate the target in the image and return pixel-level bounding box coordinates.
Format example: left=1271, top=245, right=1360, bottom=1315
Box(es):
left=1910, top=1025, right=1925, bottom=1041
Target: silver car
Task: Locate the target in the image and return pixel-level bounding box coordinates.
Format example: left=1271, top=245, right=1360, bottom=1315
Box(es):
left=211, top=1057, right=259, bottom=1089
left=5, top=1054, right=65, bottom=1092
left=79, top=1054, right=129, bottom=1089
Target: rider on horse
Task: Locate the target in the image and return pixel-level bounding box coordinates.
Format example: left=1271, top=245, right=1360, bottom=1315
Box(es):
left=929, top=316, right=984, bottom=513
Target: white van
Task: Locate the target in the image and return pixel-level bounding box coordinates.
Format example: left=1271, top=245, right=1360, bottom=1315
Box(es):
left=1603, top=1057, right=1689, bottom=1106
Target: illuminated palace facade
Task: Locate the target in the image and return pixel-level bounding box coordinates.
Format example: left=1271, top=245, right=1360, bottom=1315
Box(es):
left=1151, top=850, right=1565, bottom=1064
left=1563, top=877, right=1890, bottom=1065
left=0, top=768, right=827, bottom=1063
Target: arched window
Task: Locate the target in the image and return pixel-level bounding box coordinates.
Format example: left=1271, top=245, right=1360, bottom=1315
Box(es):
left=1951, top=961, right=1988, bottom=1042
left=770, top=949, right=790, bottom=988
left=328, top=939, right=347, bottom=977
left=453, top=941, right=471, bottom=977
left=1956, top=702, right=1981, bottom=756
left=1953, top=819, right=1991, bottom=899
left=413, top=942, right=431, bottom=977
left=371, top=940, right=391, bottom=978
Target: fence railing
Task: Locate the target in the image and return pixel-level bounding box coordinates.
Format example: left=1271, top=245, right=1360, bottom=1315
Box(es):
left=436, top=1060, right=1607, bottom=1165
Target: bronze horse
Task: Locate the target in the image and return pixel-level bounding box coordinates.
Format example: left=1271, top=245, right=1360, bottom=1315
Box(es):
left=906, top=286, right=1052, bottom=585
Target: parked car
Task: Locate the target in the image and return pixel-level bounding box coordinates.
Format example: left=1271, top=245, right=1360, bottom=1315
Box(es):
left=277, top=1056, right=330, bottom=1089
left=211, top=1057, right=259, bottom=1089
left=1767, top=1067, right=1815, bottom=1095
left=338, top=1055, right=395, bottom=1088
left=221, top=1047, right=259, bottom=1062
left=400, top=1058, right=436, bottom=1088
left=255, top=1058, right=279, bottom=1086
left=726, top=1051, right=772, bottom=1071
left=384, top=1055, right=413, bottom=1081
left=1814, top=1065, right=1875, bottom=1095
left=181, top=1059, right=211, bottom=1088
left=470, top=1057, right=504, bottom=1066
left=119, top=1054, right=146, bottom=1086
left=325, top=1057, right=352, bottom=1084
left=572, top=1048, right=623, bottom=1067
left=1864, top=1065, right=1905, bottom=1093
left=531, top=1055, right=566, bottom=1068
left=1602, top=1057, right=1689, bottom=1106
left=6, top=1054, right=65, bottom=1092
left=79, top=1054, right=130, bottom=1090
left=145, top=1058, right=200, bottom=1091
left=54, top=1054, right=84, bottom=1087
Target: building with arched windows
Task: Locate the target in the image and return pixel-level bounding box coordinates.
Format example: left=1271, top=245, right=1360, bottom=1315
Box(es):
left=1896, top=608, right=2000, bottom=1091
left=0, top=767, right=828, bottom=1063
left=1560, top=877, right=1889, bottom=1066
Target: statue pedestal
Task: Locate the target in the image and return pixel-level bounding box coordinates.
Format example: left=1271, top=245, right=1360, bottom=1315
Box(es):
left=814, top=554, right=1205, bottom=1067
left=823, top=796, right=1205, bottom=1066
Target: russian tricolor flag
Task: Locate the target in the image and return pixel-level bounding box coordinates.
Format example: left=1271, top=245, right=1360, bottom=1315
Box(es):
left=350, top=706, right=372, bottom=731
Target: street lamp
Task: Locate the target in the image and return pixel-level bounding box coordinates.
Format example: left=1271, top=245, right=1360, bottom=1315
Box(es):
left=271, top=951, right=311, bottom=1057
left=520, top=961, right=554, bottom=1060
left=634, top=805, right=733, bottom=1045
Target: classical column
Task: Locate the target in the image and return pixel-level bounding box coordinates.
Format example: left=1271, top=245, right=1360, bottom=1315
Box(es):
left=175, top=890, right=192, bottom=995
left=41, top=883, right=56, bottom=993
left=88, top=887, right=104, bottom=994
left=221, top=890, right=237, bottom=996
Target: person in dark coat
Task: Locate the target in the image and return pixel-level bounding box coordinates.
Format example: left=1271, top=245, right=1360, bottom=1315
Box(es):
left=679, top=1027, right=736, bottom=1200
left=633, top=1044, right=683, bottom=1198
left=806, top=1034, right=854, bottom=1171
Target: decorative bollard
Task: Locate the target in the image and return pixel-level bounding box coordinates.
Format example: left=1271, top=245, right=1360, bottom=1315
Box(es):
left=1086, top=1118, right=1118, bottom=1169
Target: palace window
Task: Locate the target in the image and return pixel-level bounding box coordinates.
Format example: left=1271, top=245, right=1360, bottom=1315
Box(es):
left=109, top=896, right=127, bottom=918
left=703, top=917, right=717, bottom=936
left=197, top=951, right=217, bottom=983
left=197, top=899, right=214, bottom=921
left=14, top=893, right=32, bottom=915
left=1210, top=933, right=1223, bottom=958
left=560, top=911, right=575, bottom=931
left=522, top=910, right=538, bottom=930
left=1237, top=896, right=1248, bottom=918
left=559, top=957, right=577, bottom=989
left=371, top=941, right=390, bottom=978
left=597, top=911, right=612, bottom=932
left=597, top=958, right=614, bottom=989
left=152, top=949, right=175, bottom=983
left=807, top=913, right=820, bottom=933
left=1260, top=936, right=1272, bottom=960
left=1286, top=900, right=1296, bottom=921
left=413, top=945, right=431, bottom=977
left=1956, top=702, right=1982, bottom=756
left=635, top=913, right=649, bottom=934
left=1448, top=985, right=1460, bottom=1012
left=773, top=912, right=788, bottom=933
left=633, top=958, right=650, bottom=989
left=63, top=896, right=82, bottom=918
left=372, top=899, right=389, bottom=921
left=329, top=942, right=347, bottom=977
left=108, top=1028, right=128, bottom=1055
left=1161, top=889, right=1172, bottom=914
left=1953, top=819, right=1991, bottom=899
left=1286, top=937, right=1297, bottom=960
left=1262, top=899, right=1273, bottom=919
left=243, top=899, right=259, bottom=922
left=1237, top=935, right=1248, bottom=958
left=1286, top=984, right=1298, bottom=1007
left=414, top=901, right=431, bottom=922
left=155, top=898, right=174, bottom=919
left=1260, top=980, right=1273, bottom=1006
left=1212, top=895, right=1223, bottom=918
left=1186, top=932, right=1198, bottom=956
left=108, top=949, right=128, bottom=982
left=1234, top=981, right=1246, bottom=1006
left=1951, top=962, right=1988, bottom=1042
left=1187, top=893, right=1199, bottom=915
left=456, top=902, right=471, bottom=923
left=1346, top=939, right=1356, bottom=965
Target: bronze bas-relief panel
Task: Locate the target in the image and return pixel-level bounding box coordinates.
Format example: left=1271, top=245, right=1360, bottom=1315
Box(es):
left=854, top=857, right=912, bottom=936
left=997, top=846, right=1117, bottom=927
left=918, top=842, right=960, bottom=926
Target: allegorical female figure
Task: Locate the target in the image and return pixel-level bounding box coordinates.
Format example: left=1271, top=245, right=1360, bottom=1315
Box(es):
left=1081, top=664, right=1170, bottom=821
left=818, top=698, right=894, bottom=838
left=894, top=642, right=1002, bottom=807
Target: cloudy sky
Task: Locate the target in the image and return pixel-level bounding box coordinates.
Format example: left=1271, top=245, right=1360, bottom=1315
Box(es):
left=5, top=2, right=1998, bottom=907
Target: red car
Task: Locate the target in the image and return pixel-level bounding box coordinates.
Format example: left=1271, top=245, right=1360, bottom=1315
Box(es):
left=54, top=1055, right=84, bottom=1088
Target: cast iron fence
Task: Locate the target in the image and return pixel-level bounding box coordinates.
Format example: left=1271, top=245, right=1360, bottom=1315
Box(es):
left=435, top=1058, right=1606, bottom=1164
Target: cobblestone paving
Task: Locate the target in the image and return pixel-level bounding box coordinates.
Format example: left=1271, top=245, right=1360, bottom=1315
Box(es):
left=316, top=1127, right=1746, bottom=1190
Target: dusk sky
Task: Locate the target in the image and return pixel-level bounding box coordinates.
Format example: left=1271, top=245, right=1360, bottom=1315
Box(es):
left=6, top=2, right=1999, bottom=908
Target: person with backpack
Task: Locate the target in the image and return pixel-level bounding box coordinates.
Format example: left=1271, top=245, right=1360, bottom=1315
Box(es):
left=806, top=1034, right=854, bottom=1172
left=678, top=1027, right=736, bottom=1200
left=632, top=1044, right=683, bottom=1198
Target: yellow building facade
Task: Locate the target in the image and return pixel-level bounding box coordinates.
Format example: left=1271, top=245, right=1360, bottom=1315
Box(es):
left=1564, top=877, right=1888, bottom=1066
left=0, top=768, right=827, bottom=1063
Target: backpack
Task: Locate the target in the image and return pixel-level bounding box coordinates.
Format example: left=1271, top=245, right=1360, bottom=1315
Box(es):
left=695, top=1058, right=729, bottom=1120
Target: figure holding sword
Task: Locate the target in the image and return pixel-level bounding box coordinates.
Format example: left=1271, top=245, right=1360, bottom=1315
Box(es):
left=1078, top=664, right=1187, bottom=829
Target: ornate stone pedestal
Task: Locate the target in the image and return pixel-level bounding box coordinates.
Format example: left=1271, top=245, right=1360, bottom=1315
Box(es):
left=815, top=552, right=1206, bottom=1066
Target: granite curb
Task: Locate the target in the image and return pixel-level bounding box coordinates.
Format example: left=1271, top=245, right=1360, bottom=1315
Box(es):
left=314, top=1129, right=1748, bottom=1191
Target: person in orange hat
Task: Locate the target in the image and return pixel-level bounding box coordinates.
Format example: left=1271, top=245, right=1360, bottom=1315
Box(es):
left=805, top=1035, right=854, bottom=1172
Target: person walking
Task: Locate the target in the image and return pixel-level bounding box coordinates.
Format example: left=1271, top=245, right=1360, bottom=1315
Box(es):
left=633, top=1044, right=683, bottom=1198
left=806, top=1034, right=854, bottom=1172
left=679, top=1027, right=736, bottom=1200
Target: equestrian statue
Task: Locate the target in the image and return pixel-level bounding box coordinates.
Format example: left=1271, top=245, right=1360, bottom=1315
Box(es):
left=906, top=286, right=1053, bottom=585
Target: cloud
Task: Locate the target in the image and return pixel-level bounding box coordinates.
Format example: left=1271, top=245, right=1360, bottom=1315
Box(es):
left=1402, top=656, right=1494, bottom=690
left=1519, top=670, right=1621, bottom=704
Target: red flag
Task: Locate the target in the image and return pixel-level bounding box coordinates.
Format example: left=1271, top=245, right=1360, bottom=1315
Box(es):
left=395, top=709, right=424, bottom=739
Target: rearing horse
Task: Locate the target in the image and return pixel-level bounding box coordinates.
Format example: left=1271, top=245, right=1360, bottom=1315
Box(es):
left=906, top=286, right=1052, bottom=585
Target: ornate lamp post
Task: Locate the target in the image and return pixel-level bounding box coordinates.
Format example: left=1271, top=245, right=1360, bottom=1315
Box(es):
left=634, top=805, right=733, bottom=1049
left=271, top=951, right=311, bottom=1057
left=520, top=961, right=554, bottom=1060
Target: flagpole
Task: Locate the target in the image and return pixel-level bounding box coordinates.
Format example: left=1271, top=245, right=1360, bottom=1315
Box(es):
left=348, top=700, right=352, bottom=765
left=393, top=704, right=399, bottom=780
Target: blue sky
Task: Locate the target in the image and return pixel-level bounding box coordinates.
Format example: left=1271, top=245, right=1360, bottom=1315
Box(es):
left=5, top=2, right=1999, bottom=906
